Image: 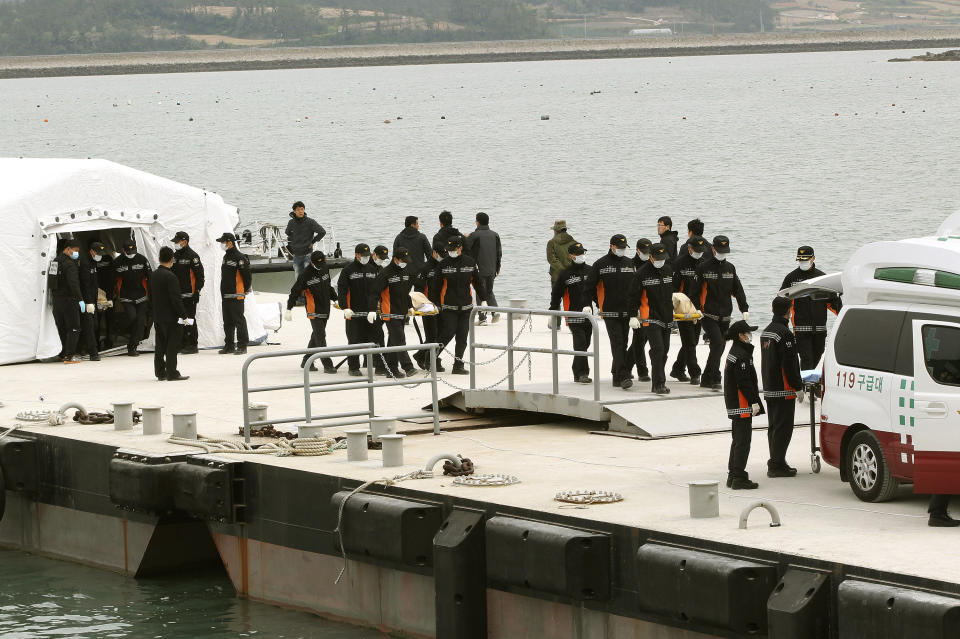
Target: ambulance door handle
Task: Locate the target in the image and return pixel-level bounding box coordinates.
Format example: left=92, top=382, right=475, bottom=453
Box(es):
left=923, top=402, right=947, bottom=417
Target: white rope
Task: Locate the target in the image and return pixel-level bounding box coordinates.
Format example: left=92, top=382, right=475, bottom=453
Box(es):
left=0, top=423, right=21, bottom=442
left=334, top=469, right=434, bottom=585
left=167, top=434, right=337, bottom=456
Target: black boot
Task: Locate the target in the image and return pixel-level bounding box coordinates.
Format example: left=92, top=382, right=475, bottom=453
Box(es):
left=218, top=345, right=235, bottom=354
left=929, top=512, right=960, bottom=527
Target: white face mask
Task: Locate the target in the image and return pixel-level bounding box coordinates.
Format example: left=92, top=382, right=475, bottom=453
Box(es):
left=397, top=261, right=407, bottom=269
left=638, top=252, right=649, bottom=261
left=125, top=251, right=135, bottom=257
left=613, top=248, right=626, bottom=258
left=742, top=333, right=752, bottom=344
left=799, top=260, right=813, bottom=271
left=374, top=258, right=388, bottom=267
left=653, top=259, right=666, bottom=268
left=93, top=254, right=102, bottom=262
left=715, top=253, right=727, bottom=261
left=691, top=251, right=703, bottom=260
left=573, top=255, right=586, bottom=264
left=70, top=251, right=79, bottom=259
left=179, top=242, right=188, bottom=250
left=358, top=255, right=370, bottom=265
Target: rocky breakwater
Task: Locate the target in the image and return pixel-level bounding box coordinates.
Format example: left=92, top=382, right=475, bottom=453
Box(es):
left=890, top=48, right=960, bottom=61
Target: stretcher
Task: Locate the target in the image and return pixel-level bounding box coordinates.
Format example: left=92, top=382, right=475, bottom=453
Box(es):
left=673, top=311, right=702, bottom=321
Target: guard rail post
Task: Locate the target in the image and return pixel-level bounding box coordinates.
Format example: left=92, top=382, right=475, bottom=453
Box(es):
left=469, top=313, right=477, bottom=389
left=430, top=344, right=440, bottom=434
left=551, top=316, right=560, bottom=395
left=506, top=311, right=515, bottom=391
left=367, top=344, right=376, bottom=421
left=590, top=314, right=601, bottom=401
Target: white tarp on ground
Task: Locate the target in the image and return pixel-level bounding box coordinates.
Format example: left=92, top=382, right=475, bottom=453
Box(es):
left=0, top=157, right=267, bottom=365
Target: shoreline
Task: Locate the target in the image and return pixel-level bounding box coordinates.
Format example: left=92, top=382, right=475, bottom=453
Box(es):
left=3, top=28, right=960, bottom=78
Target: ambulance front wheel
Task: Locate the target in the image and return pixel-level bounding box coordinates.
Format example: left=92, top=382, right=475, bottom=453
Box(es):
left=846, top=430, right=899, bottom=503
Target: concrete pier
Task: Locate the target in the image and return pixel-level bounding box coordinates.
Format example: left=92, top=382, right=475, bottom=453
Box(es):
left=2, top=294, right=959, bottom=637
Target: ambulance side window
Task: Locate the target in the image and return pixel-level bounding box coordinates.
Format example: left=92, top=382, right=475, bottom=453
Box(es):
left=834, top=308, right=904, bottom=373
left=921, top=325, right=960, bottom=386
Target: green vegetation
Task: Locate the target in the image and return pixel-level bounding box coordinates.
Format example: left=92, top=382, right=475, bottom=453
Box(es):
left=0, top=0, right=781, bottom=56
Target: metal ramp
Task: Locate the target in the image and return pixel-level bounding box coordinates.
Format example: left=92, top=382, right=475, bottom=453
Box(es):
left=442, top=305, right=770, bottom=438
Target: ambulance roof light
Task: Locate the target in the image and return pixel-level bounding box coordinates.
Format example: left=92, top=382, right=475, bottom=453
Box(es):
left=875, top=267, right=960, bottom=291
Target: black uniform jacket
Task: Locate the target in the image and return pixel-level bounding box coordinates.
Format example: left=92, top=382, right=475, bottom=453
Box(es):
left=415, top=256, right=442, bottom=305
left=433, top=254, right=487, bottom=311
left=150, top=266, right=187, bottom=324
left=288, top=264, right=337, bottom=319
left=724, top=340, right=765, bottom=419
left=659, top=230, right=679, bottom=260
left=113, top=253, right=152, bottom=304
left=780, top=265, right=840, bottom=334
left=633, top=261, right=674, bottom=329
left=696, top=257, right=748, bottom=321
left=79, top=254, right=99, bottom=305
left=588, top=252, right=637, bottom=319
left=550, top=262, right=592, bottom=324
left=96, top=254, right=114, bottom=292
left=337, top=259, right=377, bottom=313
left=374, top=262, right=415, bottom=321
left=173, top=246, right=205, bottom=298
left=52, top=254, right=82, bottom=300
left=672, top=252, right=701, bottom=308
left=760, top=316, right=804, bottom=400
left=220, top=247, right=251, bottom=299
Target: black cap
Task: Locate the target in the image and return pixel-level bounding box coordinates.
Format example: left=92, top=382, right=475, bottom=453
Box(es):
left=726, top=319, right=758, bottom=340
left=568, top=242, right=586, bottom=256
left=216, top=232, right=237, bottom=243
left=688, top=235, right=708, bottom=253
left=354, top=243, right=371, bottom=256
left=122, top=241, right=136, bottom=252
left=796, top=245, right=815, bottom=261
left=374, top=245, right=389, bottom=258
left=610, top=234, right=628, bottom=249
left=171, top=231, right=190, bottom=243
left=713, top=235, right=730, bottom=254
left=394, top=246, right=410, bottom=262
left=432, top=238, right=447, bottom=255
left=636, top=238, right=653, bottom=253
left=89, top=241, right=105, bottom=254
left=649, top=243, right=668, bottom=260
left=772, top=296, right=792, bottom=315
left=447, top=235, right=464, bottom=250
left=310, top=250, right=325, bottom=265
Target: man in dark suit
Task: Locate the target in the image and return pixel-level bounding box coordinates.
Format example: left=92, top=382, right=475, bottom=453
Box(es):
left=150, top=246, right=190, bottom=381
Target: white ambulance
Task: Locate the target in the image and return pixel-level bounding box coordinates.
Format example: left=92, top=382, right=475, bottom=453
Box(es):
left=784, top=214, right=960, bottom=502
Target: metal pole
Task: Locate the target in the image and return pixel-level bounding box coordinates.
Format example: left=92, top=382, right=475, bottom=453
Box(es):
left=367, top=346, right=376, bottom=419
left=303, top=353, right=312, bottom=425
left=242, top=356, right=251, bottom=443
left=591, top=315, right=601, bottom=401
left=430, top=344, right=440, bottom=435
left=469, top=308, right=477, bottom=389
left=507, top=311, right=515, bottom=391
left=551, top=316, right=559, bottom=395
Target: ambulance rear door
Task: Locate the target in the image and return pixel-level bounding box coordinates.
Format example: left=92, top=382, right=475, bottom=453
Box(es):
left=911, top=319, right=960, bottom=494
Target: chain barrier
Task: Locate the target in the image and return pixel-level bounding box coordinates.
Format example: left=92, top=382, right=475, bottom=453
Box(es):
left=438, top=350, right=533, bottom=392
left=440, top=312, right=534, bottom=367
left=376, top=352, right=427, bottom=390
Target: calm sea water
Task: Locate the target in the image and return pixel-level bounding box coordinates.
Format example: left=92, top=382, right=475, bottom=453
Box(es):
left=1, top=48, right=959, bottom=636
left=0, top=549, right=387, bottom=639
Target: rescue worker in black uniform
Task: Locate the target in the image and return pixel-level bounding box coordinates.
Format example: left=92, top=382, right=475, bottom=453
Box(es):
left=51, top=239, right=83, bottom=364
left=670, top=235, right=709, bottom=384
left=150, top=246, right=190, bottom=381
left=370, top=244, right=391, bottom=374
left=627, top=238, right=652, bottom=383
left=549, top=242, right=593, bottom=384
left=723, top=319, right=764, bottom=489
left=780, top=245, right=840, bottom=370
left=94, top=244, right=114, bottom=349
left=657, top=216, right=679, bottom=261
left=374, top=246, right=417, bottom=377
left=337, top=243, right=378, bottom=376
left=697, top=235, right=749, bottom=390
left=414, top=240, right=446, bottom=372
left=588, top=234, right=638, bottom=390
left=171, top=231, right=205, bottom=354
left=216, top=232, right=251, bottom=355
left=285, top=250, right=337, bottom=373
left=761, top=296, right=805, bottom=478
left=433, top=235, right=488, bottom=375
left=632, top=243, right=674, bottom=394
left=113, top=240, right=152, bottom=357
left=79, top=241, right=104, bottom=361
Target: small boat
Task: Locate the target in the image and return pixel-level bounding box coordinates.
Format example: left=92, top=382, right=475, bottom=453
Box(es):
left=235, top=220, right=351, bottom=293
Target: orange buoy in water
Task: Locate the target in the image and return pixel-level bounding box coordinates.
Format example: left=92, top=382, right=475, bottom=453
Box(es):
left=384, top=119, right=391, bottom=124
left=43, top=118, right=48, bottom=122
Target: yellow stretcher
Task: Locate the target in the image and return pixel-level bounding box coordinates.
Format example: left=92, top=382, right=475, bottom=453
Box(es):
left=673, top=312, right=702, bottom=321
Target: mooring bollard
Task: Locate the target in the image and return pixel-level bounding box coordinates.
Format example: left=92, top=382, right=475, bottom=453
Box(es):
left=140, top=406, right=162, bottom=435
left=171, top=411, right=197, bottom=440
left=298, top=424, right=324, bottom=439
left=248, top=402, right=268, bottom=424
left=370, top=416, right=397, bottom=442
left=380, top=434, right=405, bottom=467
left=112, top=401, right=134, bottom=431
left=688, top=480, right=720, bottom=518
left=345, top=429, right=369, bottom=462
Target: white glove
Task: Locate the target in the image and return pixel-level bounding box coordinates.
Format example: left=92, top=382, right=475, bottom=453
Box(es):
left=797, top=389, right=806, bottom=404
left=367, top=311, right=377, bottom=324
left=629, top=318, right=641, bottom=330
left=79, top=301, right=86, bottom=313
left=742, top=311, right=750, bottom=322
left=284, top=309, right=293, bottom=321
left=581, top=306, right=592, bottom=315
left=343, top=309, right=354, bottom=320
left=186, top=318, right=195, bottom=326
left=481, top=301, right=488, bottom=307
left=751, top=403, right=761, bottom=416
left=177, top=318, right=186, bottom=325
left=85, top=305, right=95, bottom=314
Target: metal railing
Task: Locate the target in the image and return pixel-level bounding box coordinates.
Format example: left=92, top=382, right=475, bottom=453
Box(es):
left=241, top=342, right=441, bottom=442
left=467, top=306, right=601, bottom=400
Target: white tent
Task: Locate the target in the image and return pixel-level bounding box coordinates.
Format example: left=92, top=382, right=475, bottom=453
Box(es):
left=0, top=158, right=266, bottom=365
